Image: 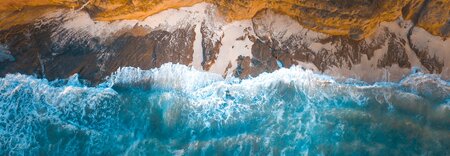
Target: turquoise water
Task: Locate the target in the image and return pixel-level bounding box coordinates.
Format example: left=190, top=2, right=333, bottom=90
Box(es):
left=1, top=63, right=449, bottom=155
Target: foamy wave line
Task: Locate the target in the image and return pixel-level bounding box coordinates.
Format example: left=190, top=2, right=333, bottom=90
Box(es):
left=1, top=63, right=449, bottom=97
left=0, top=63, right=449, bottom=155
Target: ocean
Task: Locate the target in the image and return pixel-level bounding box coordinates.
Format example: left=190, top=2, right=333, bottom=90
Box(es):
left=1, top=63, right=449, bottom=155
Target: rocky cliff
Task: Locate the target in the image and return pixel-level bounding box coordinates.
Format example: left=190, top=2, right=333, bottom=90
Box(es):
left=1, top=0, right=449, bottom=39
left=0, top=1, right=449, bottom=84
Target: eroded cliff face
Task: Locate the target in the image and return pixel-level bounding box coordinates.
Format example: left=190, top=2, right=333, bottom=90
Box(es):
left=0, top=3, right=449, bottom=84
left=1, top=0, right=449, bottom=39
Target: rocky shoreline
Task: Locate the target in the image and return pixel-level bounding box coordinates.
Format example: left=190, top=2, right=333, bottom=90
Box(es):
left=0, top=3, right=449, bottom=84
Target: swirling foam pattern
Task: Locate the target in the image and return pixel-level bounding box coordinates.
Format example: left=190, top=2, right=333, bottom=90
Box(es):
left=1, top=63, right=449, bottom=155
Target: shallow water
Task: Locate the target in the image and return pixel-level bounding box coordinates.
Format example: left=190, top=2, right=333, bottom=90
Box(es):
left=1, top=63, right=449, bottom=155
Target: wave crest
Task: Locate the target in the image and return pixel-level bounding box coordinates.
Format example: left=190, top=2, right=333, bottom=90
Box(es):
left=0, top=63, right=449, bottom=155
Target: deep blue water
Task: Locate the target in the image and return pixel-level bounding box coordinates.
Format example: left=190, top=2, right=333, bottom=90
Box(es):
left=1, top=63, right=449, bottom=155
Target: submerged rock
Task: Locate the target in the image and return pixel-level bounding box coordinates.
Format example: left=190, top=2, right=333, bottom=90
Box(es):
left=0, top=45, right=14, bottom=62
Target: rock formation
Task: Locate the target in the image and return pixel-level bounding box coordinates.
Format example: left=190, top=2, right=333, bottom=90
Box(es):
left=1, top=0, right=449, bottom=38
left=0, top=1, right=449, bottom=84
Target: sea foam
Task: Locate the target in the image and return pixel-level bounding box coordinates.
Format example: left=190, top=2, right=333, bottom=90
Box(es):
left=0, top=63, right=449, bottom=155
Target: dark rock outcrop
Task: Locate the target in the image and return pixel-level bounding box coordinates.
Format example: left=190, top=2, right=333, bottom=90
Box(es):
left=0, top=19, right=197, bottom=84
left=0, top=5, right=449, bottom=83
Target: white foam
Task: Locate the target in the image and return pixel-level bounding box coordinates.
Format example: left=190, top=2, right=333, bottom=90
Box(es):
left=0, top=63, right=449, bottom=155
left=107, top=63, right=224, bottom=91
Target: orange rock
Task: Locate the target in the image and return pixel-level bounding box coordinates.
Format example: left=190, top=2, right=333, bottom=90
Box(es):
left=0, top=0, right=448, bottom=38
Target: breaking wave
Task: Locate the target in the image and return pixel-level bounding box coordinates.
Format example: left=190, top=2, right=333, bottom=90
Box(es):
left=1, top=63, right=449, bottom=155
